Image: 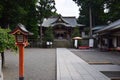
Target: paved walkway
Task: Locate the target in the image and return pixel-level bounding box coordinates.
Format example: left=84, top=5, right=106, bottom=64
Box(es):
left=57, top=48, right=110, bottom=80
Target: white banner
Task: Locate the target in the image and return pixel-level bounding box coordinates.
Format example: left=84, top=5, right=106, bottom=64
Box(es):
left=74, top=40, right=78, bottom=48
left=89, top=39, right=94, bottom=47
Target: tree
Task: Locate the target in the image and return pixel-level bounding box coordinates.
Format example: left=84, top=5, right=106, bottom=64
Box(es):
left=104, top=0, right=120, bottom=22
left=73, top=0, right=105, bottom=26
left=44, top=27, right=54, bottom=47
left=72, top=27, right=80, bottom=38
left=72, top=27, right=81, bottom=47
left=0, top=0, right=57, bottom=41
left=0, top=28, right=17, bottom=67
left=44, top=27, right=54, bottom=42
left=36, top=0, right=56, bottom=46
left=0, top=0, right=25, bottom=28
left=0, top=0, right=38, bottom=38
left=73, top=0, right=120, bottom=26
left=37, top=0, right=56, bottom=24
left=18, top=0, right=38, bottom=38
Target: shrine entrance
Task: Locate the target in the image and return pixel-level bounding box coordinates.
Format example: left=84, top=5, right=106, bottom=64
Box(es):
left=53, top=25, right=70, bottom=39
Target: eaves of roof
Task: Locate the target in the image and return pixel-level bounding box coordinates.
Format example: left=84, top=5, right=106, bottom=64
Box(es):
left=96, top=19, right=120, bottom=33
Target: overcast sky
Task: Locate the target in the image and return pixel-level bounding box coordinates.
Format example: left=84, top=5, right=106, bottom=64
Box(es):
left=55, top=0, right=79, bottom=18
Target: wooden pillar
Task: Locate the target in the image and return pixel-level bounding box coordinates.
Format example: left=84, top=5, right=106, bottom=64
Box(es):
left=18, top=44, right=24, bottom=80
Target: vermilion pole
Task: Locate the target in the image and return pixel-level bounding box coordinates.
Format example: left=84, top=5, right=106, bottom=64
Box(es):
left=18, top=44, right=24, bottom=80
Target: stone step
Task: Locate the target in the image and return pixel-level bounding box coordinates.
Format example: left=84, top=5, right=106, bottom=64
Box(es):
left=53, top=39, right=71, bottom=48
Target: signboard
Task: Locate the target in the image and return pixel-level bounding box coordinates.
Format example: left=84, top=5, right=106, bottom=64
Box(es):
left=89, top=39, right=94, bottom=47
left=74, top=40, right=78, bottom=48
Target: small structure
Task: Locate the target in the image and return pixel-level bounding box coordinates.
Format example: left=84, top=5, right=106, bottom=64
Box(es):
left=95, top=19, right=120, bottom=51
left=10, top=23, right=33, bottom=46
left=10, top=23, right=33, bottom=80
left=72, top=37, right=82, bottom=48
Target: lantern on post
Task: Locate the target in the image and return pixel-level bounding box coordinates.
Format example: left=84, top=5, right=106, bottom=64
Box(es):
left=10, top=23, right=33, bottom=80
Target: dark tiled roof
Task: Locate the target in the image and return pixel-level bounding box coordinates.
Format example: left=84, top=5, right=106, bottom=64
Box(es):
left=92, top=25, right=107, bottom=30
left=10, top=23, right=33, bottom=35
left=42, top=16, right=84, bottom=27
left=97, top=19, right=120, bottom=32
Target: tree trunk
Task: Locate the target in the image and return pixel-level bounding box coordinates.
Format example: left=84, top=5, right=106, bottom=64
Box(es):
left=40, top=24, right=43, bottom=47
left=1, top=52, right=5, bottom=68
left=89, top=6, right=93, bottom=38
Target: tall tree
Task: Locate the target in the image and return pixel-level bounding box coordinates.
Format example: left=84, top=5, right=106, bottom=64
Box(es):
left=73, top=0, right=120, bottom=26
left=104, top=0, right=120, bottom=22
left=0, top=0, right=57, bottom=40
left=0, top=0, right=38, bottom=38
left=36, top=0, right=56, bottom=45
left=72, top=27, right=80, bottom=38
left=0, top=0, right=19, bottom=28
left=19, top=0, right=38, bottom=38
left=73, top=0, right=105, bottom=27
left=44, top=27, right=54, bottom=42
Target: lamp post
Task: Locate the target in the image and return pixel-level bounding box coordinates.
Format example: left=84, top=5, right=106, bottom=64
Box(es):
left=10, top=23, right=33, bottom=80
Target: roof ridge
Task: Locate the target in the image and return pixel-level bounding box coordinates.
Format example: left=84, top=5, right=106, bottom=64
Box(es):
left=63, top=16, right=76, bottom=18
left=49, top=16, right=76, bottom=18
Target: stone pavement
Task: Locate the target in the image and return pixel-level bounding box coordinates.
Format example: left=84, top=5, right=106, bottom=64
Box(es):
left=3, top=48, right=56, bottom=80
left=71, top=49, right=120, bottom=79
left=57, top=48, right=110, bottom=80
left=71, top=49, right=120, bottom=65
left=3, top=48, right=120, bottom=80
left=92, top=65, right=120, bottom=71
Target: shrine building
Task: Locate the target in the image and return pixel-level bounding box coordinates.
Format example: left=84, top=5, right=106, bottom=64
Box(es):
left=41, top=15, right=84, bottom=40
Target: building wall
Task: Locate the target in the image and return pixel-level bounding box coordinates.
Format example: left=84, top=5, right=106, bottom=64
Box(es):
left=117, top=36, right=120, bottom=47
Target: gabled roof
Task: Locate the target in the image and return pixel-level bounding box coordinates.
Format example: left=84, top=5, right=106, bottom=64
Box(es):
left=10, top=23, right=33, bottom=35
left=51, top=15, right=69, bottom=24
left=42, top=15, right=84, bottom=27
left=97, top=19, right=120, bottom=33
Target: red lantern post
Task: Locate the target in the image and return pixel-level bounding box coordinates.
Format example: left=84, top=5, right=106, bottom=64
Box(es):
left=10, top=23, right=33, bottom=80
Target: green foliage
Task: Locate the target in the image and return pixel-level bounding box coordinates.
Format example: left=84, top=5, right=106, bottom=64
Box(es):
left=0, top=28, right=17, bottom=52
left=73, top=0, right=120, bottom=26
left=44, top=27, right=54, bottom=42
left=73, top=0, right=105, bottom=26
left=104, top=0, right=120, bottom=22
left=0, top=0, right=57, bottom=39
left=84, top=27, right=90, bottom=35
left=0, top=0, right=38, bottom=38
left=72, top=27, right=81, bottom=46
left=72, top=27, right=80, bottom=38
left=37, top=0, right=56, bottom=24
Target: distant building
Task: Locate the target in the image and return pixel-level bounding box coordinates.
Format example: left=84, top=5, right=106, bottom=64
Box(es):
left=41, top=15, right=84, bottom=40
left=39, top=15, right=84, bottom=47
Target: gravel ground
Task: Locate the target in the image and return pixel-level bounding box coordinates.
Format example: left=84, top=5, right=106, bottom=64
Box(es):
left=3, top=48, right=56, bottom=80
left=70, top=49, right=120, bottom=65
